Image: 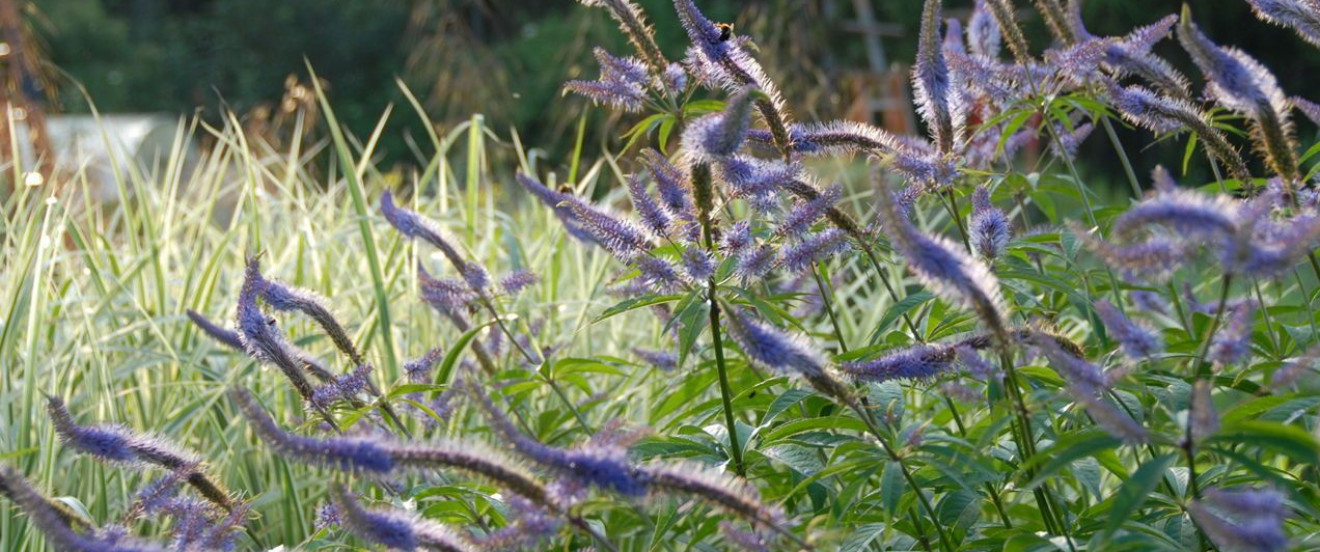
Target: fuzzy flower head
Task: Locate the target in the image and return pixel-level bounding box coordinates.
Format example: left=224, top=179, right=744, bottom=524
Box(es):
left=913, top=0, right=957, bottom=153
left=1094, top=300, right=1161, bottom=360
left=1189, top=487, right=1289, bottom=552
left=329, top=484, right=476, bottom=552
left=565, top=47, right=650, bottom=112
left=839, top=344, right=957, bottom=383
left=722, top=308, right=825, bottom=378
left=1247, top=0, right=1320, bottom=47
left=967, top=0, right=1002, bottom=58
left=683, top=86, right=758, bottom=161
left=969, top=187, right=1009, bottom=260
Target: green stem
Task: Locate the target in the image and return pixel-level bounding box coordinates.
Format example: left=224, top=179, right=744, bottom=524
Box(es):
left=851, top=403, right=954, bottom=552
left=812, top=264, right=849, bottom=354
left=1099, top=117, right=1143, bottom=199
left=708, top=292, right=745, bottom=476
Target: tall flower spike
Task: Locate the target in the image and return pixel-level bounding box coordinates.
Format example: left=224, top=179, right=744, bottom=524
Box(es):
left=567, top=200, right=656, bottom=260
left=381, top=191, right=490, bottom=296
left=982, top=0, right=1031, bottom=63
left=1033, top=0, right=1076, bottom=44
left=876, top=181, right=1008, bottom=342
left=1070, top=8, right=1189, bottom=98
left=1209, top=302, right=1256, bottom=365
left=1246, top=0, right=1320, bottom=47
left=627, top=172, right=673, bottom=237
left=682, top=86, right=757, bottom=161
left=46, top=395, right=233, bottom=511
left=774, top=183, right=840, bottom=238
left=1179, top=7, right=1298, bottom=181
left=577, top=0, right=668, bottom=72
left=721, top=307, right=827, bottom=380
left=1094, top=299, right=1161, bottom=359
left=330, top=483, right=477, bottom=552
left=515, top=173, right=599, bottom=244
left=969, top=187, right=1009, bottom=260
left=914, top=0, right=956, bottom=153
left=780, top=228, right=851, bottom=273
left=1, top=466, right=167, bottom=552
left=638, top=461, right=788, bottom=531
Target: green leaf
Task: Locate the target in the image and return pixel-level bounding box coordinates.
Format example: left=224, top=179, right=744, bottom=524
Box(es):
left=1208, top=420, right=1320, bottom=463
left=881, top=460, right=905, bottom=516
left=594, top=294, right=682, bottom=323
left=869, top=291, right=933, bottom=344
left=1105, top=454, right=1177, bottom=537
left=432, top=320, right=497, bottom=395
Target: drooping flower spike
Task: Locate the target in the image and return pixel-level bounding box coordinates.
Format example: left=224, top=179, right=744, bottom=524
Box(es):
left=1179, top=6, right=1298, bottom=181
left=250, top=272, right=363, bottom=364
left=682, top=85, right=758, bottom=161
left=913, top=0, right=959, bottom=154
left=46, top=395, right=234, bottom=511
left=0, top=466, right=167, bottom=552
left=1246, top=0, right=1320, bottom=47
left=329, top=483, right=478, bottom=552
left=1067, top=6, right=1188, bottom=97
left=1093, top=299, right=1161, bottom=360
left=381, top=191, right=491, bottom=296
left=1107, top=84, right=1250, bottom=182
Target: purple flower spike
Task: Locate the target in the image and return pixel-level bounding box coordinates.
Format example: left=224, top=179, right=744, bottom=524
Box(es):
left=0, top=467, right=167, bottom=552
left=839, top=344, right=957, bottom=383
left=969, top=187, right=1009, bottom=261
left=330, top=483, right=477, bottom=552
left=565, top=47, right=650, bottom=112
left=1094, top=300, right=1161, bottom=359
left=683, top=86, right=757, bottom=160
left=913, top=0, right=956, bottom=153
left=627, top=172, right=674, bottom=237
left=1189, top=487, right=1289, bottom=552
left=1209, top=302, right=1256, bottom=365
left=1247, top=0, right=1320, bottom=47
left=187, top=309, right=245, bottom=352
left=968, top=0, right=1002, bottom=58
left=722, top=308, right=825, bottom=378
left=781, top=229, right=851, bottom=273
left=231, top=387, right=396, bottom=475
left=256, top=274, right=362, bottom=364
left=311, top=363, right=375, bottom=409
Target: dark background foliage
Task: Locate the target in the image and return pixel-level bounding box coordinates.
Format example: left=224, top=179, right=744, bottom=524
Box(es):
left=28, top=0, right=1320, bottom=183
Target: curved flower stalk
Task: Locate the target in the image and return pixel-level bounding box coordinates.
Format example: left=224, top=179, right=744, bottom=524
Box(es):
left=673, top=0, right=794, bottom=156
left=1247, top=0, right=1320, bottom=47
left=231, top=387, right=553, bottom=506
left=236, top=257, right=330, bottom=417
left=1188, top=487, right=1290, bottom=552
left=1033, top=0, right=1076, bottom=44
left=0, top=466, right=167, bottom=552
left=188, top=309, right=336, bottom=383
left=1029, top=334, right=1149, bottom=444
left=576, top=0, right=668, bottom=74
left=1107, top=84, right=1250, bottom=182
left=46, top=395, right=233, bottom=511
left=682, top=85, right=758, bottom=161
left=381, top=191, right=491, bottom=296
left=982, top=0, right=1031, bottom=63
left=329, top=483, right=478, bottom=552
left=1179, top=7, right=1299, bottom=182
left=251, top=272, right=362, bottom=365
left=875, top=179, right=1008, bottom=343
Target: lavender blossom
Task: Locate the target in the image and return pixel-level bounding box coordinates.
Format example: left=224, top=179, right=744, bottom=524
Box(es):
left=633, top=348, right=678, bottom=371
left=721, top=308, right=825, bottom=378
left=735, top=244, right=778, bottom=282
left=627, top=173, right=673, bottom=236
left=774, top=183, right=840, bottom=238
left=1130, top=290, right=1171, bottom=315
left=838, top=344, right=957, bottom=383
left=913, top=0, right=957, bottom=153
left=1066, top=386, right=1150, bottom=444
left=1209, top=302, right=1256, bottom=365
left=186, top=310, right=244, bottom=351
left=969, top=187, right=1009, bottom=260
left=565, top=48, right=649, bottom=112
left=1247, top=0, right=1320, bottom=47
left=231, top=386, right=395, bottom=474
left=1070, top=223, right=1193, bottom=281
left=1068, top=8, right=1188, bottom=97
left=255, top=274, right=362, bottom=364
left=967, top=0, right=1002, bottom=58
left=955, top=345, right=998, bottom=380
left=780, top=229, right=851, bottom=273
left=577, top=0, right=668, bottom=72
left=1094, top=300, right=1161, bottom=359
left=311, top=363, right=375, bottom=408
left=515, top=173, right=599, bottom=244
left=638, top=461, right=787, bottom=529
left=682, top=86, right=757, bottom=160
left=499, top=270, right=539, bottom=295
left=475, top=495, right=561, bottom=549
left=634, top=255, right=687, bottom=291
left=720, top=220, right=754, bottom=255
left=1107, top=84, right=1250, bottom=181
left=1294, top=96, right=1320, bottom=125
left=1030, top=334, right=1120, bottom=394
left=46, top=395, right=233, bottom=511
left=681, top=247, right=716, bottom=281
left=716, top=156, right=797, bottom=208
left=0, top=466, right=167, bottom=552
left=1189, top=487, right=1289, bottom=552
left=330, top=483, right=477, bottom=552
left=943, top=18, right=965, bottom=56
left=469, top=384, right=647, bottom=497
left=1048, top=121, right=1094, bottom=159
left=381, top=191, right=490, bottom=295
left=673, top=0, right=793, bottom=151
left=876, top=184, right=1007, bottom=340
left=1179, top=8, right=1298, bottom=180
left=236, top=257, right=321, bottom=404
left=568, top=201, right=656, bottom=261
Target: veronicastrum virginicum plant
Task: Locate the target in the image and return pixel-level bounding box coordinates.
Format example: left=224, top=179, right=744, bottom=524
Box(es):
left=5, top=0, right=1320, bottom=550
